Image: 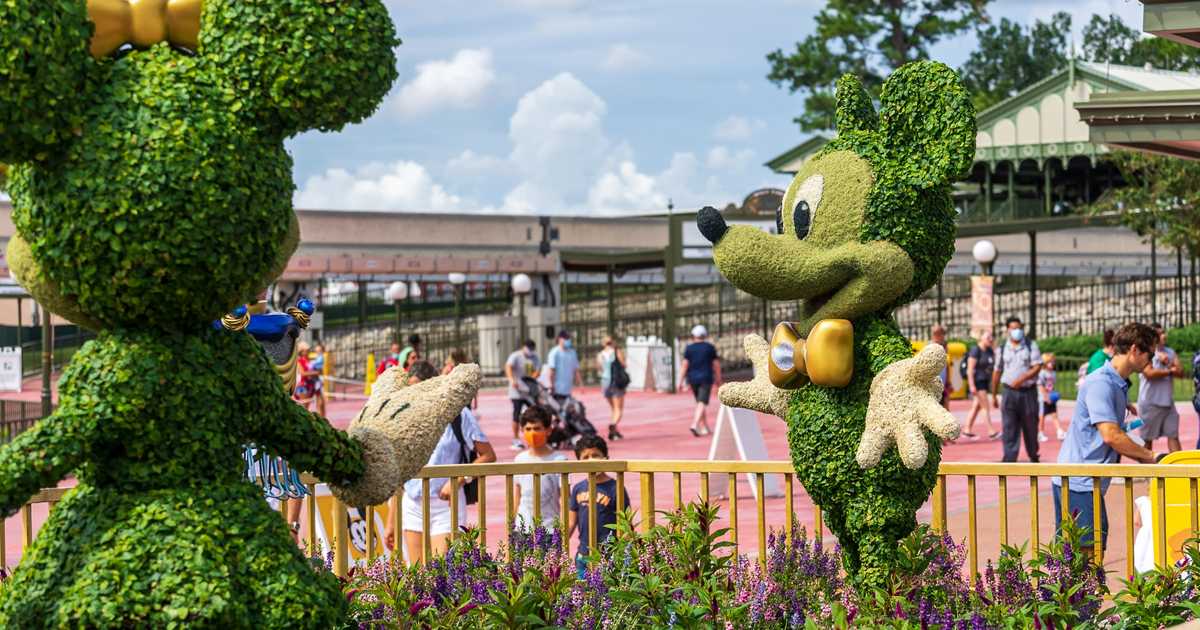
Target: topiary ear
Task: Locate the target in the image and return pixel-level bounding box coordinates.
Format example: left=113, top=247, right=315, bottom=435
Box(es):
left=202, top=0, right=400, bottom=137
left=877, top=61, right=976, bottom=188
left=0, top=0, right=94, bottom=163
left=834, top=73, right=877, bottom=133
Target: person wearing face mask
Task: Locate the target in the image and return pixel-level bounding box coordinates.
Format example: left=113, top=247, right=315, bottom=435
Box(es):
left=505, top=340, right=542, bottom=451
left=1053, top=323, right=1164, bottom=558
left=991, top=316, right=1043, bottom=462
left=545, top=330, right=582, bottom=404
left=513, top=406, right=569, bottom=530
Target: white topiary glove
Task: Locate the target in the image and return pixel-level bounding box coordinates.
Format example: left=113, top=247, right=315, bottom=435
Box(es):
left=331, top=364, right=481, bottom=507
left=718, top=334, right=791, bottom=418
left=856, top=344, right=959, bottom=470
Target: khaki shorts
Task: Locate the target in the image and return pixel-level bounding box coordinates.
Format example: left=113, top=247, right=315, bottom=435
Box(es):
left=1141, top=404, right=1180, bottom=441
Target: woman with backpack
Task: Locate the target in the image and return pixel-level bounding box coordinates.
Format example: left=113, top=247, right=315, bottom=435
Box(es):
left=597, top=336, right=629, bottom=441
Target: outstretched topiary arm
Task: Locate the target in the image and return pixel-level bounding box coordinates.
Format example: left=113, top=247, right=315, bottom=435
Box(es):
left=857, top=320, right=959, bottom=470
left=247, top=386, right=370, bottom=490
left=0, top=0, right=93, bottom=162
left=0, top=410, right=92, bottom=516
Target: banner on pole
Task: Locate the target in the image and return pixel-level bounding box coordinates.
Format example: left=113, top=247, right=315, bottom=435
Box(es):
left=969, top=275, right=994, bottom=339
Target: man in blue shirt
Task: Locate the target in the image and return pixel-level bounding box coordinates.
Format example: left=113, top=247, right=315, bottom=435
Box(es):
left=545, top=330, right=582, bottom=402
left=1055, top=323, right=1161, bottom=556
left=679, top=325, right=721, bottom=437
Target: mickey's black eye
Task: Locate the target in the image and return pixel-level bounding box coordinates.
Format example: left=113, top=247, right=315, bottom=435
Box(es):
left=793, top=200, right=811, bottom=239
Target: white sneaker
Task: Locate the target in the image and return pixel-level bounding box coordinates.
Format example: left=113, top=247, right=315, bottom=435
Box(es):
left=1038, top=432, right=1049, bottom=443
left=1056, top=429, right=1066, bottom=440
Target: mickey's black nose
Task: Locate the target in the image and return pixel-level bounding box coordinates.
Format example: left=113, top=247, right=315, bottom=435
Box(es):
left=697, top=206, right=728, bottom=244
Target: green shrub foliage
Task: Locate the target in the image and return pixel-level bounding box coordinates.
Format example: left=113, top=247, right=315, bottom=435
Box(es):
left=709, top=61, right=976, bottom=587
left=0, top=0, right=398, bottom=625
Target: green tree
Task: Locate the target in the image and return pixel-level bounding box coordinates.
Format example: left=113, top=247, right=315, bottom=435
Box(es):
left=1091, top=151, right=1200, bottom=261
left=958, top=12, right=1071, bottom=111
left=1082, top=14, right=1200, bottom=71
left=766, top=0, right=988, bottom=132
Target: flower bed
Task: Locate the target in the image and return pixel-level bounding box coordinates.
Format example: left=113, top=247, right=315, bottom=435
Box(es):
left=333, top=503, right=1199, bottom=629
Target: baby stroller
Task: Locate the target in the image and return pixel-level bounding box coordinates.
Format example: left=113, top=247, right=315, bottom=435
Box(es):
left=519, top=376, right=597, bottom=449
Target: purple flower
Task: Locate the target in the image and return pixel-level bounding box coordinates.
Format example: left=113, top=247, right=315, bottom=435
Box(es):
left=408, top=597, right=434, bottom=615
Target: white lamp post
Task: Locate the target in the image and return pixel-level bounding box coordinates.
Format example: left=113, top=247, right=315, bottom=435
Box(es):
left=511, top=273, right=532, bottom=345
left=387, top=281, right=407, bottom=344
left=448, top=273, right=467, bottom=348
left=972, top=239, right=998, bottom=276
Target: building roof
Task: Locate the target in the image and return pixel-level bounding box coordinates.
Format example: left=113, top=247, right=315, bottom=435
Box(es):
left=766, top=59, right=1198, bottom=175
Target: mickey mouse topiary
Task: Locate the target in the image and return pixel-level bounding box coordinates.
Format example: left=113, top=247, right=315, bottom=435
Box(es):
left=701, top=61, right=976, bottom=587
left=0, top=1, right=478, bottom=625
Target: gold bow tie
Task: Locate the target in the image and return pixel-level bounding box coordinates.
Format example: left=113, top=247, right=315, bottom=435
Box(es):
left=87, top=0, right=203, bottom=59
left=767, top=320, right=854, bottom=389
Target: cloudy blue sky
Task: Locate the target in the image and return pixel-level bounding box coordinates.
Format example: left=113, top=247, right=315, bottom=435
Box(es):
left=288, top=0, right=1143, bottom=216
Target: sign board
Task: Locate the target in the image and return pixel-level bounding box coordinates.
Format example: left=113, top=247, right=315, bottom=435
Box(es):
left=706, top=405, right=781, bottom=500
left=0, top=346, right=21, bottom=392
left=969, top=275, right=994, bottom=339
left=624, top=337, right=675, bottom=392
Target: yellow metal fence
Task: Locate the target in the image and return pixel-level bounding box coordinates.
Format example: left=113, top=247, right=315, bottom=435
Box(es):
left=7, top=461, right=1199, bottom=585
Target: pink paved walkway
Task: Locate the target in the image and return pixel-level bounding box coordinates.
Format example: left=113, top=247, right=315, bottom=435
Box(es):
left=4, top=379, right=1198, bottom=580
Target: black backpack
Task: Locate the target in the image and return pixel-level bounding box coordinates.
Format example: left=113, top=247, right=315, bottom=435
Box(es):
left=611, top=355, right=631, bottom=389
left=449, top=412, right=479, bottom=505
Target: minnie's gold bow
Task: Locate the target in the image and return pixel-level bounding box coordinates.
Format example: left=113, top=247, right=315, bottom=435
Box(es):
left=87, top=0, right=202, bottom=59
left=767, top=320, right=854, bottom=389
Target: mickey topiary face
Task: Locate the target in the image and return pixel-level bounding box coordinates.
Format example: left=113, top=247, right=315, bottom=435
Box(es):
left=2, top=0, right=399, bottom=330
left=702, top=61, right=975, bottom=333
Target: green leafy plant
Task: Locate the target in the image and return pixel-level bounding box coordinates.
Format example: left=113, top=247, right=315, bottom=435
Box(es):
left=0, top=0, right=400, bottom=625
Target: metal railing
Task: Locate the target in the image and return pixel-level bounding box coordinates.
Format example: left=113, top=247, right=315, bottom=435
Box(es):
left=9, top=460, right=1197, bottom=587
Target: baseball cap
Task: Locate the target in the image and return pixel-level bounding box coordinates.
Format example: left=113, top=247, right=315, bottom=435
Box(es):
left=691, top=325, right=708, bottom=338
left=557, top=330, right=572, bottom=340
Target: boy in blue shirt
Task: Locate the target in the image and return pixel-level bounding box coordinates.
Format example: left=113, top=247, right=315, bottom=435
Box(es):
left=1054, top=323, right=1162, bottom=556
left=567, top=434, right=629, bottom=579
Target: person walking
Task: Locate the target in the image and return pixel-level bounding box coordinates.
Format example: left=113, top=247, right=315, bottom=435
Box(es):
left=992, top=316, right=1043, bottom=462
left=963, top=330, right=999, bottom=439
left=545, top=331, right=582, bottom=404
left=1137, top=324, right=1184, bottom=453
left=384, top=360, right=497, bottom=563
left=1038, top=353, right=1063, bottom=441
left=504, top=340, right=541, bottom=451
left=1054, top=323, right=1162, bottom=557
left=597, top=336, right=627, bottom=441
left=679, top=325, right=721, bottom=437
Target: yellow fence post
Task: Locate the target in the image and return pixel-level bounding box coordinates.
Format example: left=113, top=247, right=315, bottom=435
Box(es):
left=365, top=352, right=376, bottom=395
left=333, top=498, right=349, bottom=577
left=640, top=473, right=655, bottom=532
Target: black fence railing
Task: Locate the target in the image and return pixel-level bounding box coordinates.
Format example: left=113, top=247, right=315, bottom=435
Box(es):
left=894, top=275, right=1199, bottom=341
left=0, top=400, right=51, bottom=443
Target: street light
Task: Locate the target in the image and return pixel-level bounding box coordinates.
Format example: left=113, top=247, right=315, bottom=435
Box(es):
left=511, top=273, right=532, bottom=348
left=448, top=273, right=467, bottom=349
left=973, top=239, right=997, bottom=277
left=387, top=281, right=408, bottom=344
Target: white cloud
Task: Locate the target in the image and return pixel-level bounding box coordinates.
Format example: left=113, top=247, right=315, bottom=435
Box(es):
left=295, top=161, right=469, bottom=212
left=392, top=49, right=496, bottom=118
left=712, top=115, right=766, bottom=142
left=587, top=161, right=666, bottom=213
left=706, top=146, right=755, bottom=171
left=504, top=72, right=610, bottom=211
left=601, top=43, right=649, bottom=72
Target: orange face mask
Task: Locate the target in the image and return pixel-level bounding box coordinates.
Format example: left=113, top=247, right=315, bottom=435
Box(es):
left=524, top=428, right=548, bottom=448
